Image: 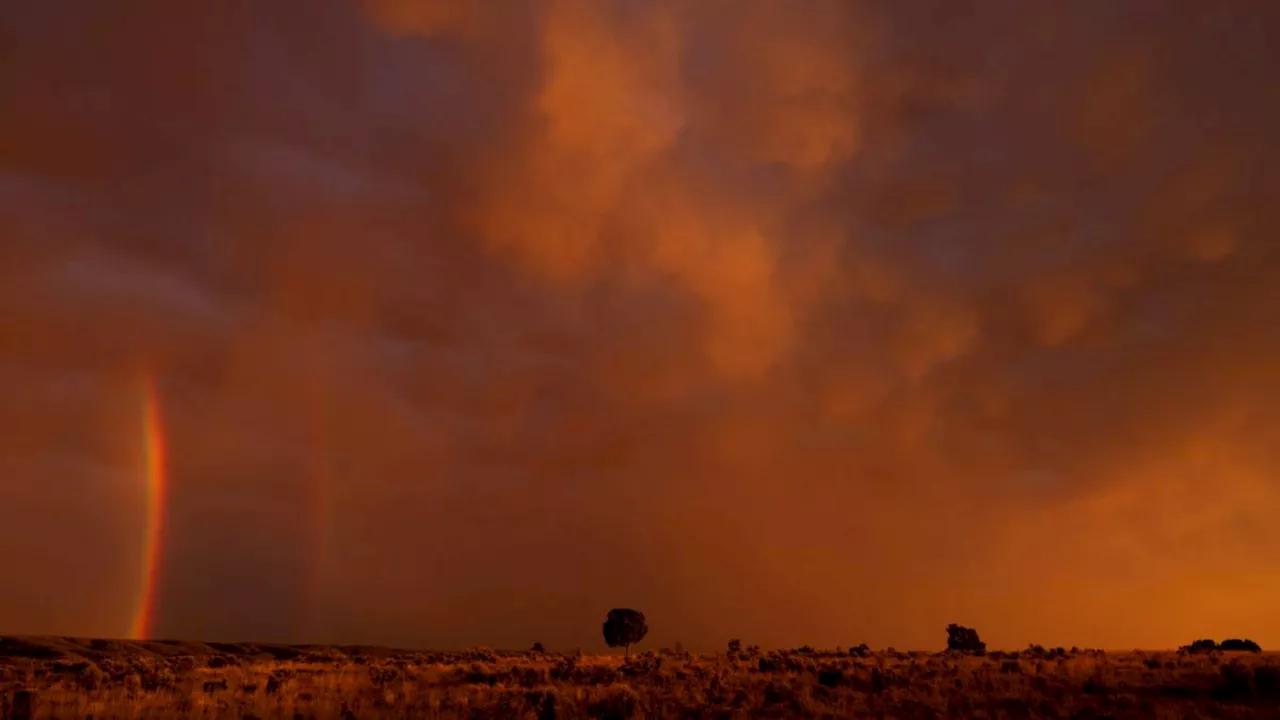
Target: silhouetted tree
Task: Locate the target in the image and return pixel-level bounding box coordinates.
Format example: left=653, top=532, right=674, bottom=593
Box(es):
left=727, top=639, right=742, bottom=654
left=530, top=641, right=545, bottom=653
left=602, top=608, right=648, bottom=658
left=1180, top=639, right=1219, bottom=654
left=946, top=624, right=986, bottom=654
left=1220, top=638, right=1262, bottom=652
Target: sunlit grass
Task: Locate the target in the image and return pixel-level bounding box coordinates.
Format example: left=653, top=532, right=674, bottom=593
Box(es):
left=1, top=637, right=1277, bottom=718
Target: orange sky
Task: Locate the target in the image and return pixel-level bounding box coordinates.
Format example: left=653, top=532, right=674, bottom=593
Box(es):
left=1, top=0, right=1279, bottom=651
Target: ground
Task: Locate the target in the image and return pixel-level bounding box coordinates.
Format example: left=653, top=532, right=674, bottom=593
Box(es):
left=1, top=636, right=1278, bottom=718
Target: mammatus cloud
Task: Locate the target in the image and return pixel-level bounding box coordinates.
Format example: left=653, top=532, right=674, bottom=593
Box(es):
left=1, top=0, right=1278, bottom=650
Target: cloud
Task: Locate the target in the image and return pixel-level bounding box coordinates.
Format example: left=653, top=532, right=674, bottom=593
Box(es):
left=0, top=0, right=1278, bottom=651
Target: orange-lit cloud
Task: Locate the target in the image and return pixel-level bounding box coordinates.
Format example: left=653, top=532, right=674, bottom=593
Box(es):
left=0, top=0, right=1278, bottom=652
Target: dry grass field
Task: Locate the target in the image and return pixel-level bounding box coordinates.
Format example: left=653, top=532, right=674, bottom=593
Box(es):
left=2, top=636, right=1279, bottom=719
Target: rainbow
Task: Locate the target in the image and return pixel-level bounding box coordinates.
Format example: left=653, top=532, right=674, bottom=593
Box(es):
left=129, top=374, right=168, bottom=640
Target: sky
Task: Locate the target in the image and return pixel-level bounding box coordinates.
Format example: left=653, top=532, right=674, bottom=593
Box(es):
left=1, top=0, right=1278, bottom=652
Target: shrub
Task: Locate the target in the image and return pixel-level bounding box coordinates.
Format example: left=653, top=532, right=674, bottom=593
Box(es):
left=1254, top=665, right=1280, bottom=694
left=1215, top=660, right=1253, bottom=699
left=817, top=667, right=846, bottom=687
left=587, top=684, right=640, bottom=720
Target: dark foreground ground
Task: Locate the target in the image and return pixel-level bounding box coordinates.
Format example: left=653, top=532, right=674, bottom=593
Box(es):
left=1, top=636, right=1278, bottom=718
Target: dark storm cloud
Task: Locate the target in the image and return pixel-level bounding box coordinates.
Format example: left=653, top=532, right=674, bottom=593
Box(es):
left=1, top=0, right=1279, bottom=650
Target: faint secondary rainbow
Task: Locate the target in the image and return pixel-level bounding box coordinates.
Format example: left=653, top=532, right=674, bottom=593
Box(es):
left=130, top=374, right=168, bottom=640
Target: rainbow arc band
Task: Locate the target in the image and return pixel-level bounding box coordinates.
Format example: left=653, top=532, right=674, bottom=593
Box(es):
left=130, top=375, right=168, bottom=640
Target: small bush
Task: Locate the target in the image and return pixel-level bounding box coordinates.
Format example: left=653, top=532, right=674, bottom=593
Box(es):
left=817, top=667, right=846, bottom=687
left=1215, top=660, right=1253, bottom=699
left=1254, top=665, right=1280, bottom=694
left=587, top=685, right=640, bottom=720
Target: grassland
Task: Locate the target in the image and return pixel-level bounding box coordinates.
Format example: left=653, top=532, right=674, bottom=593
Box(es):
left=1, top=636, right=1279, bottom=718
